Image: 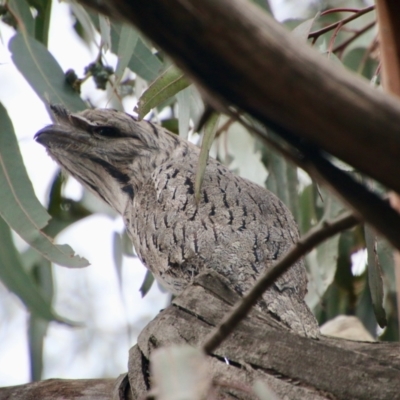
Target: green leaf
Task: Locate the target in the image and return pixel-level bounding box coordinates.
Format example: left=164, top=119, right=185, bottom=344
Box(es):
left=250, top=0, right=272, bottom=14
left=135, top=65, right=190, bottom=119
left=291, top=14, right=318, bottom=41
left=151, top=345, right=211, bottom=400
left=298, top=184, right=317, bottom=234
left=122, top=229, right=136, bottom=257
left=365, top=228, right=388, bottom=328
left=128, top=38, right=163, bottom=81
left=0, top=103, right=88, bottom=268
left=8, top=0, right=35, bottom=37
left=139, top=269, right=154, bottom=298
left=33, top=0, right=52, bottom=46
left=0, top=216, right=59, bottom=321
left=9, top=33, right=86, bottom=112
left=306, top=189, right=343, bottom=308
left=113, top=231, right=123, bottom=290
left=115, top=24, right=139, bottom=83
left=99, top=14, right=111, bottom=52
left=176, top=87, right=191, bottom=139
left=69, top=1, right=96, bottom=44
left=28, top=316, right=48, bottom=381
left=194, top=113, right=220, bottom=202
left=28, top=260, right=53, bottom=381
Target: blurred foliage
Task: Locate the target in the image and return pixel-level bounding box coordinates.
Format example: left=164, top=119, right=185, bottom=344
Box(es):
left=0, top=0, right=397, bottom=386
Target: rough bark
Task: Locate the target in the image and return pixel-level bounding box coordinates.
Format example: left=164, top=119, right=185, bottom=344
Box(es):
left=2, top=272, right=399, bottom=400
left=76, top=0, right=400, bottom=197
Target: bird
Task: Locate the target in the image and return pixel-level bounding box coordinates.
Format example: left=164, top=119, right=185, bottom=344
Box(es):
left=35, top=104, right=319, bottom=338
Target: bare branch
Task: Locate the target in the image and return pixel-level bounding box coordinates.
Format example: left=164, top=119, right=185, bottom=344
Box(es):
left=202, top=211, right=359, bottom=354
left=308, top=5, right=375, bottom=39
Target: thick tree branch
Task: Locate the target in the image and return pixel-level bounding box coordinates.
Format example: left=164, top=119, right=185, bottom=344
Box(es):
left=78, top=0, right=400, bottom=197
left=202, top=211, right=359, bottom=354
left=0, top=378, right=119, bottom=400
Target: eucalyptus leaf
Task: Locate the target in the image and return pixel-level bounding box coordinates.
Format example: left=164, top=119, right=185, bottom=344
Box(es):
left=135, top=65, right=190, bottom=119
left=0, top=103, right=88, bottom=268
left=115, top=24, right=139, bottom=83
left=0, top=216, right=59, bottom=321
left=128, top=38, right=163, bottom=81
left=69, top=1, right=96, bottom=43
left=139, top=270, right=155, bottom=298
left=28, top=316, right=48, bottom=381
left=9, top=33, right=86, bottom=112
left=365, top=228, right=388, bottom=328
left=8, top=0, right=34, bottom=37
left=32, top=0, right=52, bottom=46
left=194, top=113, right=220, bottom=202
left=176, top=87, right=191, bottom=139
left=292, top=14, right=318, bottom=41
left=99, top=14, right=111, bottom=52
left=113, top=231, right=123, bottom=291
left=250, top=0, right=272, bottom=14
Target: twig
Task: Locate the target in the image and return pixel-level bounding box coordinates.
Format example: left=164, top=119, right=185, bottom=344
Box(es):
left=333, top=21, right=376, bottom=56
left=202, top=211, right=360, bottom=354
left=321, top=8, right=360, bottom=16
left=308, top=5, right=375, bottom=39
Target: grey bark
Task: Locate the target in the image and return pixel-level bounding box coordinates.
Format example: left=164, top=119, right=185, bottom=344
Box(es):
left=2, top=272, right=400, bottom=399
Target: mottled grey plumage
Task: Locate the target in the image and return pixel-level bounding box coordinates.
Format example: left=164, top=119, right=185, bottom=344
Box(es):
left=35, top=105, right=319, bottom=338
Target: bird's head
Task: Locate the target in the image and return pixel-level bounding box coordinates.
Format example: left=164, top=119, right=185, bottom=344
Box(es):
left=35, top=105, right=180, bottom=214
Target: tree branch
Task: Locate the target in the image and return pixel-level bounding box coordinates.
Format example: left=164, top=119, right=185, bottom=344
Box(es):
left=202, top=211, right=359, bottom=354
left=77, top=0, right=400, bottom=197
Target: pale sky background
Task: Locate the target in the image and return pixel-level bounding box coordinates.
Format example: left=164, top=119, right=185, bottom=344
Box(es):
left=0, top=0, right=369, bottom=386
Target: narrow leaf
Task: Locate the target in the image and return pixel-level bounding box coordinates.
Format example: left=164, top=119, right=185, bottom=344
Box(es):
left=135, top=65, right=190, bottom=119
left=139, top=270, right=155, bottom=298
left=8, top=0, right=35, bottom=37
left=251, top=0, right=272, bottom=14
left=28, top=316, right=48, bottom=381
left=151, top=345, right=211, bottom=400
left=0, top=104, right=88, bottom=267
left=113, top=231, right=123, bottom=291
left=128, top=38, right=163, bottom=81
left=365, top=228, right=387, bottom=328
left=115, top=24, right=139, bottom=83
left=32, top=0, right=52, bottom=46
left=194, top=113, right=220, bottom=202
left=0, top=216, right=59, bottom=321
left=176, top=87, right=191, bottom=139
left=69, top=1, right=96, bottom=44
left=122, top=229, right=136, bottom=257
left=9, top=33, right=86, bottom=112
left=99, top=14, right=111, bottom=52
left=292, top=14, right=319, bottom=42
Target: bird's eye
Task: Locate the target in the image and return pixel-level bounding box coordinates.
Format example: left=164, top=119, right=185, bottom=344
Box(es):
left=93, top=126, right=122, bottom=138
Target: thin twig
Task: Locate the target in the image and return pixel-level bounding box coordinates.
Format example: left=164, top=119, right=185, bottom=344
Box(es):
left=321, top=8, right=360, bottom=16
left=202, top=211, right=360, bottom=354
left=333, top=21, right=376, bottom=56
left=308, top=5, right=375, bottom=39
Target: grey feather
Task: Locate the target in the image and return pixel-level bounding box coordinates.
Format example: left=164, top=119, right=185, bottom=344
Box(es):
left=35, top=105, right=319, bottom=338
